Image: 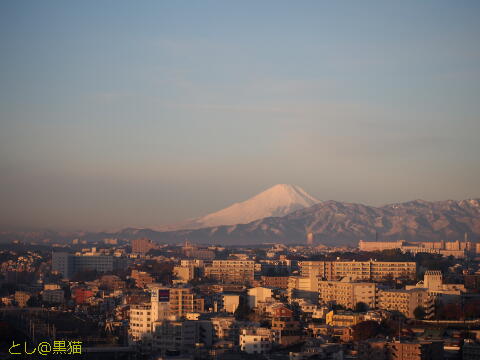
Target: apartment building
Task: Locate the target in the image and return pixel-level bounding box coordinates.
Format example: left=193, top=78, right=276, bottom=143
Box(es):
left=359, top=239, right=478, bottom=256
left=204, top=260, right=255, bottom=284
left=287, top=276, right=318, bottom=303
left=377, top=288, right=434, bottom=318
left=261, top=275, right=290, bottom=289
left=152, top=320, right=213, bottom=355
left=325, top=310, right=363, bottom=327
left=211, top=316, right=238, bottom=343
left=358, top=340, right=444, bottom=360
left=131, top=270, right=155, bottom=288
left=131, top=238, right=157, bottom=254
left=318, top=277, right=377, bottom=309
left=144, top=285, right=202, bottom=316
left=299, top=260, right=416, bottom=281
left=173, top=265, right=195, bottom=282
left=239, top=327, right=274, bottom=354
left=52, top=252, right=127, bottom=279
left=248, top=287, right=273, bottom=308
left=406, top=270, right=466, bottom=300
left=129, top=303, right=153, bottom=342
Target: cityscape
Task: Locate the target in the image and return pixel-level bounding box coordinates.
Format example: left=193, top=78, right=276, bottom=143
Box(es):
left=1, top=1, right=480, bottom=360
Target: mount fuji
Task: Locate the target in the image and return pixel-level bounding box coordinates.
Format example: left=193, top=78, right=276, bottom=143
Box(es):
left=160, top=184, right=320, bottom=230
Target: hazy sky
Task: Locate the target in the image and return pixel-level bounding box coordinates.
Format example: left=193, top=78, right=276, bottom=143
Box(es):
left=1, top=1, right=479, bottom=231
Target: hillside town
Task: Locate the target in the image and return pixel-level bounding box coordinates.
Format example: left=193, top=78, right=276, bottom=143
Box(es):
left=1, top=237, right=480, bottom=360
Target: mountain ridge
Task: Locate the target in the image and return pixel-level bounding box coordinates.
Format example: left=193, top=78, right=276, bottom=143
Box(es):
left=1, top=198, right=479, bottom=246
left=117, top=198, right=480, bottom=246
left=157, top=184, right=320, bottom=231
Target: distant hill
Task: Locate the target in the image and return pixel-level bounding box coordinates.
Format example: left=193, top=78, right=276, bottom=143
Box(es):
left=2, top=198, right=479, bottom=247
left=117, top=198, right=480, bottom=246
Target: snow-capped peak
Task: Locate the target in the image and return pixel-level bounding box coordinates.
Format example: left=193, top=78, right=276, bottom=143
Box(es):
left=162, top=184, right=320, bottom=230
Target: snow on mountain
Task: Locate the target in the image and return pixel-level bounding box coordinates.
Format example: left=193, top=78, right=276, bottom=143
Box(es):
left=161, top=184, right=320, bottom=230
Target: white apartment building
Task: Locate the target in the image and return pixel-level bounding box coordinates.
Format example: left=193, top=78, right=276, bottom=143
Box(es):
left=239, top=327, right=274, bottom=354
left=377, top=288, right=434, bottom=318
left=129, top=304, right=153, bottom=342
left=299, top=260, right=416, bottom=281
left=318, top=277, right=377, bottom=309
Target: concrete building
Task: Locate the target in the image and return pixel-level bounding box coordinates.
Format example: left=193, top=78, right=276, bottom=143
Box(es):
left=52, top=252, right=127, bottom=279
left=205, top=260, right=255, bottom=284
left=152, top=320, right=213, bottom=355
left=325, top=310, right=363, bottom=327
left=247, top=287, right=273, bottom=308
left=221, top=293, right=240, bottom=313
left=287, top=276, right=318, bottom=303
left=299, top=260, right=416, bottom=281
left=131, top=270, right=155, bottom=288
left=359, top=340, right=444, bottom=360
left=378, top=288, right=434, bottom=319
left=261, top=275, right=290, bottom=289
left=173, top=265, right=195, bottom=282
left=239, top=327, right=274, bottom=354
left=406, top=270, right=466, bottom=302
left=129, top=303, right=153, bottom=342
left=148, top=284, right=204, bottom=319
left=271, top=305, right=302, bottom=345
left=318, top=277, right=377, bottom=309
left=359, top=239, right=477, bottom=258
left=41, top=289, right=64, bottom=304
left=211, top=316, right=238, bottom=343
left=131, top=238, right=156, bottom=254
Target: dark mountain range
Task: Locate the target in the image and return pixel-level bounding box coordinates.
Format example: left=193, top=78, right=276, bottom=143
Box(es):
left=116, top=198, right=480, bottom=246
left=2, top=199, right=479, bottom=246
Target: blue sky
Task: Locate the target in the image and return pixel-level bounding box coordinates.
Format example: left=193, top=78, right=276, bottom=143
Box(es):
left=1, top=1, right=479, bottom=230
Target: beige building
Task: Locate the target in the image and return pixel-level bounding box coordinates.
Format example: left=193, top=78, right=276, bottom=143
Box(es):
left=248, top=287, right=273, bottom=308
left=167, top=287, right=204, bottom=318
left=287, top=276, right=318, bottom=303
left=129, top=303, right=153, bottom=342
left=239, top=327, right=274, bottom=354
left=406, top=270, right=466, bottom=302
left=222, top=293, right=240, bottom=313
left=378, top=288, right=434, bottom=318
left=325, top=310, right=363, bottom=327
left=205, top=260, right=255, bottom=284
left=299, top=260, right=416, bottom=281
left=318, top=277, right=377, bottom=309
left=173, top=265, right=195, bottom=282
left=131, top=238, right=157, bottom=254
left=359, top=239, right=477, bottom=258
